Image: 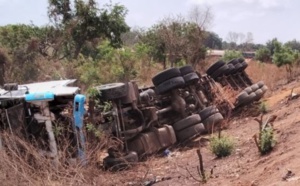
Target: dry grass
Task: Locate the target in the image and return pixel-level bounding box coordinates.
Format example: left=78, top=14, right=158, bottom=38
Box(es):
left=0, top=130, right=157, bottom=186
left=245, top=60, right=300, bottom=95
left=136, top=63, right=164, bottom=88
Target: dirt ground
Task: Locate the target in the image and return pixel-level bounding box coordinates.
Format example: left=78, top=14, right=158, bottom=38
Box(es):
left=152, top=79, right=300, bottom=186
left=101, top=79, right=300, bottom=186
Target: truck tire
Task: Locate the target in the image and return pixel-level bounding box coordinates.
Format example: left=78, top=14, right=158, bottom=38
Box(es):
left=155, top=76, right=185, bottom=95
left=257, top=81, right=265, bottom=88
left=96, top=83, right=128, bottom=100
left=103, top=151, right=138, bottom=171
left=238, top=58, right=245, bottom=63
left=251, top=83, right=260, bottom=92
left=224, top=64, right=235, bottom=75
left=211, top=64, right=229, bottom=79
left=228, top=59, right=239, bottom=65
left=254, top=89, right=264, bottom=101
left=183, top=72, right=199, bottom=84
left=179, top=65, right=194, bottom=75
left=202, top=112, right=224, bottom=133
left=152, top=68, right=181, bottom=86
left=237, top=91, right=248, bottom=101
left=243, top=86, right=253, bottom=94
left=239, top=61, right=248, bottom=71
left=173, top=114, right=201, bottom=131
left=198, top=106, right=219, bottom=121
left=206, top=60, right=226, bottom=75
left=261, top=85, right=268, bottom=93
left=176, top=123, right=205, bottom=142
left=234, top=63, right=244, bottom=72
left=236, top=92, right=256, bottom=106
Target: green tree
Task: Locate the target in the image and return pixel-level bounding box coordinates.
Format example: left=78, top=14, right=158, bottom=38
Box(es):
left=0, top=24, right=51, bottom=83
left=284, top=39, right=300, bottom=51
left=48, top=0, right=130, bottom=59
left=140, top=17, right=208, bottom=68
left=139, top=26, right=166, bottom=67
left=255, top=47, right=271, bottom=62
left=139, top=6, right=212, bottom=68
left=203, top=31, right=222, bottom=49
left=266, top=38, right=279, bottom=55
left=272, top=41, right=297, bottom=80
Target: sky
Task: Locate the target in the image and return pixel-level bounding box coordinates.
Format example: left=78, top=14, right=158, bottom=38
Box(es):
left=0, top=0, right=299, bottom=44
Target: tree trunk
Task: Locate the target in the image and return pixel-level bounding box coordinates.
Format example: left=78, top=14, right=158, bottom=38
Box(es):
left=0, top=64, right=4, bottom=86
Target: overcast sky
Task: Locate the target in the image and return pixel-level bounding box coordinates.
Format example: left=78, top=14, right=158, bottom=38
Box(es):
left=0, top=0, right=299, bottom=44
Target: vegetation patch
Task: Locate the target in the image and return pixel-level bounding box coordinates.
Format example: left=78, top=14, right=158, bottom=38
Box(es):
left=210, top=134, right=235, bottom=158
left=253, top=115, right=277, bottom=155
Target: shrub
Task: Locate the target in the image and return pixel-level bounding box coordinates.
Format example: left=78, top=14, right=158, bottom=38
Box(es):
left=259, top=127, right=276, bottom=155
left=222, top=50, right=243, bottom=62
left=253, top=115, right=277, bottom=155
left=210, top=135, right=235, bottom=158
left=259, top=101, right=268, bottom=114
left=255, top=47, right=271, bottom=62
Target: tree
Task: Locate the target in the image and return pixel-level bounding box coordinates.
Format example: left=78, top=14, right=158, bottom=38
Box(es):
left=222, top=41, right=237, bottom=50
left=48, top=0, right=130, bottom=59
left=255, top=47, right=271, bottom=62
left=0, top=24, right=51, bottom=83
left=140, top=6, right=213, bottom=68
left=0, top=48, right=8, bottom=85
left=272, top=41, right=297, bottom=80
left=139, top=25, right=166, bottom=67
left=203, top=32, right=222, bottom=49
left=284, top=39, right=300, bottom=51
left=266, top=38, right=279, bottom=56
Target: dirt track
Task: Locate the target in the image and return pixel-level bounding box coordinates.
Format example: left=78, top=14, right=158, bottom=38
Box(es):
left=125, top=79, right=300, bottom=186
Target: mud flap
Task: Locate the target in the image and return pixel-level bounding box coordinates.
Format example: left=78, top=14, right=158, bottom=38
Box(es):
left=73, top=94, right=87, bottom=165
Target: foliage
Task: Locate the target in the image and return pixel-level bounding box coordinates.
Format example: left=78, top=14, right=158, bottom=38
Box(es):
left=259, top=101, right=268, bottom=114
left=284, top=39, right=300, bottom=51
left=86, top=87, right=100, bottom=99
left=48, top=0, right=130, bottom=59
left=77, top=40, right=151, bottom=87
left=273, top=44, right=297, bottom=67
left=222, top=41, right=237, bottom=50
left=203, top=31, right=222, bottom=49
left=254, top=115, right=277, bottom=155
left=139, top=7, right=212, bottom=68
left=0, top=48, right=8, bottom=85
left=266, top=38, right=279, bottom=56
left=272, top=41, right=297, bottom=80
left=259, top=127, right=276, bottom=155
left=255, top=47, right=271, bottom=62
left=86, top=123, right=102, bottom=138
left=222, top=50, right=243, bottom=62
left=210, top=135, right=235, bottom=158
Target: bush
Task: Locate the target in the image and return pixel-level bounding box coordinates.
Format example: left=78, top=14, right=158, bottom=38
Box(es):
left=259, top=101, right=268, bottom=114
left=210, top=135, right=235, bottom=158
left=255, top=47, right=271, bottom=62
left=258, top=127, right=276, bottom=155
left=222, top=50, right=243, bottom=62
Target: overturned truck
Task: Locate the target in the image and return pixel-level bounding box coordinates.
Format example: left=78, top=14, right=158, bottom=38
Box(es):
left=0, top=58, right=267, bottom=170
left=93, top=58, right=268, bottom=170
